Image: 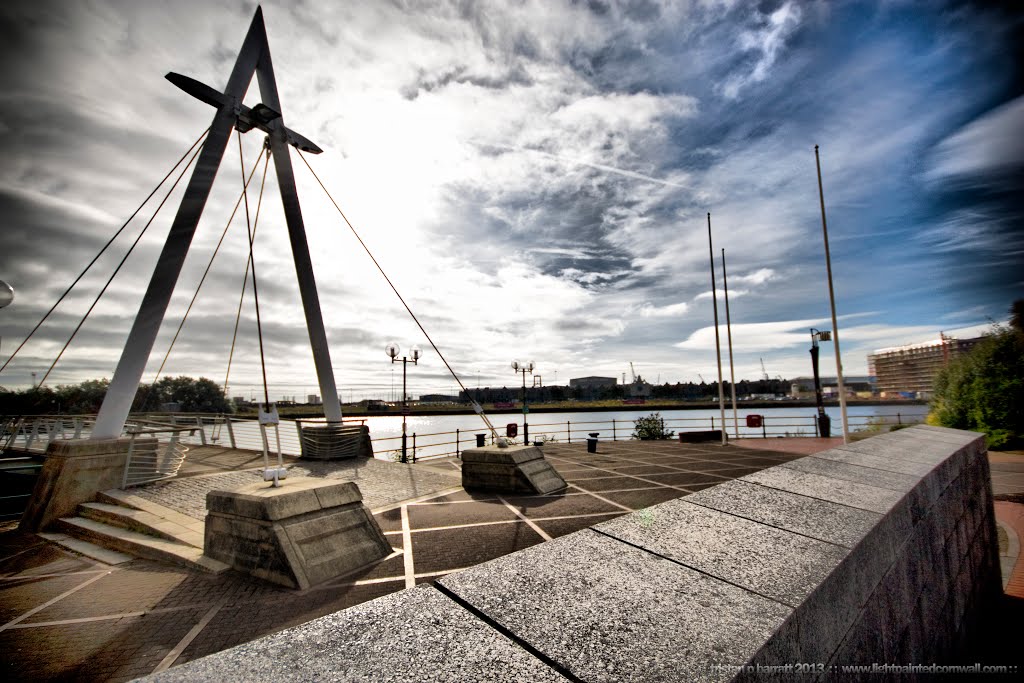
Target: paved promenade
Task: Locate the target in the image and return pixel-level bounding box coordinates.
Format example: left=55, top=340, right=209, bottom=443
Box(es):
left=1, top=438, right=1022, bottom=681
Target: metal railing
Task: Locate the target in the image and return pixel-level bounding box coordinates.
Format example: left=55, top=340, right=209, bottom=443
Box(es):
left=122, top=425, right=195, bottom=488
left=1, top=410, right=925, bottom=468
left=365, top=411, right=925, bottom=462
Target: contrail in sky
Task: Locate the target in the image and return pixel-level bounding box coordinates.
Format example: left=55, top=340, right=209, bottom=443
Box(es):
left=475, top=141, right=690, bottom=189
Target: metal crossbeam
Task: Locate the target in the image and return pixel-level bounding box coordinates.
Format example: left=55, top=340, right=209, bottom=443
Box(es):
left=93, top=7, right=343, bottom=439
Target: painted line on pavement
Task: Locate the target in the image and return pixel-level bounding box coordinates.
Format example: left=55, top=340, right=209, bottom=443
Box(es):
left=152, top=601, right=226, bottom=674
left=497, top=496, right=553, bottom=541
left=0, top=569, right=113, bottom=632
left=400, top=505, right=415, bottom=589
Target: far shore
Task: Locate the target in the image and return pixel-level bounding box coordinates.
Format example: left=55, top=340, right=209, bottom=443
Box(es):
left=237, top=398, right=928, bottom=419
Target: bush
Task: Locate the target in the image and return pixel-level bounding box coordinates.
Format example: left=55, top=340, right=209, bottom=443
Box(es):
left=632, top=412, right=675, bottom=440
left=930, top=317, right=1024, bottom=450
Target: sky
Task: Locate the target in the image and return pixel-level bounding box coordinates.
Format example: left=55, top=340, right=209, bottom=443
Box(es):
left=0, top=0, right=1021, bottom=403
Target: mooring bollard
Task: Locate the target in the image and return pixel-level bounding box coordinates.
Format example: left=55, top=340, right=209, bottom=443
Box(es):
left=475, top=433, right=486, bottom=447
left=587, top=432, right=599, bottom=454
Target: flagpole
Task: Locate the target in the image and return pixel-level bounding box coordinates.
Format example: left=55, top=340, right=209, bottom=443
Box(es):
left=722, top=249, right=739, bottom=440
left=707, top=213, right=727, bottom=446
left=814, top=145, right=849, bottom=443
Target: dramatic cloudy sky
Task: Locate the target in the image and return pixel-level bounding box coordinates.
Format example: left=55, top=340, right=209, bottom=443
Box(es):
left=0, top=0, right=1021, bottom=401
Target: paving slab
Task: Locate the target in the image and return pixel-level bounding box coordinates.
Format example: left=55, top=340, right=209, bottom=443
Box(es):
left=781, top=455, right=922, bottom=492
left=594, top=499, right=849, bottom=606
left=816, top=447, right=939, bottom=477
left=145, top=584, right=568, bottom=683
left=742, top=466, right=905, bottom=514
left=684, top=479, right=883, bottom=548
left=439, top=530, right=794, bottom=683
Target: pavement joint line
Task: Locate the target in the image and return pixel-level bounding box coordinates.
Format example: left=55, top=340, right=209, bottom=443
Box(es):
left=151, top=600, right=226, bottom=675
left=497, top=496, right=553, bottom=542
left=0, top=569, right=114, bottom=632
left=400, top=504, right=415, bottom=589
left=0, top=568, right=111, bottom=582
left=370, top=485, right=465, bottom=515
left=431, top=582, right=584, bottom=683
left=566, top=483, right=634, bottom=512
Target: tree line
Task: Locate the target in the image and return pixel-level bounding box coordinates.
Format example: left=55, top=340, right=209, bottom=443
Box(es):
left=0, top=376, right=232, bottom=415
left=930, top=300, right=1023, bottom=449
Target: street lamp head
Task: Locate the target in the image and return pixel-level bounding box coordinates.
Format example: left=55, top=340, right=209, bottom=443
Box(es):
left=511, top=360, right=520, bottom=371
left=0, top=280, right=13, bottom=309
left=410, top=345, right=422, bottom=362
left=526, top=361, right=535, bottom=373
left=385, top=342, right=400, bottom=360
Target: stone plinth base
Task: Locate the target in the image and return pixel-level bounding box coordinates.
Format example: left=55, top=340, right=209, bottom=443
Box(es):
left=298, top=424, right=373, bottom=460
left=461, top=445, right=566, bottom=495
left=20, top=437, right=146, bottom=532
left=678, top=430, right=724, bottom=443
left=204, top=478, right=390, bottom=589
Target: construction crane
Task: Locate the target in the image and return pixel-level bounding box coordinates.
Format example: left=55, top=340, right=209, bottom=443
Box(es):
left=760, top=358, right=769, bottom=382
left=629, top=362, right=637, bottom=383
left=698, top=373, right=706, bottom=383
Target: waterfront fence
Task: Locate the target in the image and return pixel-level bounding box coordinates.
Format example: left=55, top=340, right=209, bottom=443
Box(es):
left=2, top=410, right=924, bottom=466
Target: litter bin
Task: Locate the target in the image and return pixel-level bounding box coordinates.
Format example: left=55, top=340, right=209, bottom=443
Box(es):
left=587, top=432, right=599, bottom=453
left=475, top=433, right=486, bottom=447
left=817, top=413, right=831, bottom=438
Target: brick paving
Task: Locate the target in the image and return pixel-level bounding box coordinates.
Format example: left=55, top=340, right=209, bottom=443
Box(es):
left=2, top=438, right=1022, bottom=681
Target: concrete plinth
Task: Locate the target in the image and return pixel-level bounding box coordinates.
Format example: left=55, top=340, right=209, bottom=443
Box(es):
left=461, top=444, right=566, bottom=495
left=20, top=437, right=145, bottom=532
left=204, top=477, right=391, bottom=589
left=678, top=429, right=724, bottom=443
left=298, top=423, right=373, bottom=460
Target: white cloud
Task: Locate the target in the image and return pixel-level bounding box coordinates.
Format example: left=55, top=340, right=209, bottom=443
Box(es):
left=639, top=301, right=689, bottom=318
left=695, top=289, right=749, bottom=301
left=721, top=1, right=802, bottom=99
left=926, top=94, right=1024, bottom=183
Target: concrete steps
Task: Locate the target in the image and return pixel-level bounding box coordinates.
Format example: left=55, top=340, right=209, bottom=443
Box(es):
left=48, top=488, right=228, bottom=574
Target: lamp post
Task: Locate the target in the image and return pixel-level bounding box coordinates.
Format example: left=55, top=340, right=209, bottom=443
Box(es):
left=386, top=342, right=421, bottom=463
left=810, top=328, right=832, bottom=438
left=0, top=280, right=13, bottom=362
left=511, top=360, right=534, bottom=445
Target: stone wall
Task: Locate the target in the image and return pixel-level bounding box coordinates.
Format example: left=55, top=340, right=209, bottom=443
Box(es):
left=148, top=425, right=1000, bottom=682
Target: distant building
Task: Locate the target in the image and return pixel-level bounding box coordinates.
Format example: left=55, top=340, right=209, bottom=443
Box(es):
left=569, top=376, right=617, bottom=390
left=868, top=336, right=982, bottom=398
left=790, top=376, right=872, bottom=399
left=569, top=376, right=617, bottom=400
left=418, top=393, right=461, bottom=403
left=627, top=377, right=653, bottom=398
left=307, top=394, right=321, bottom=405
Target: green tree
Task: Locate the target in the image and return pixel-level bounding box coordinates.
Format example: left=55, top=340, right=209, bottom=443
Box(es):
left=140, top=376, right=232, bottom=413
left=930, top=316, right=1024, bottom=449
left=632, top=412, right=675, bottom=440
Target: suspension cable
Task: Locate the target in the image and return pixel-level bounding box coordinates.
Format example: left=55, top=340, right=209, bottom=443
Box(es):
left=295, top=150, right=498, bottom=438
left=223, top=132, right=262, bottom=397
left=0, top=127, right=210, bottom=375
left=142, top=137, right=267, bottom=404
left=36, top=135, right=207, bottom=388
left=246, top=140, right=273, bottom=406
